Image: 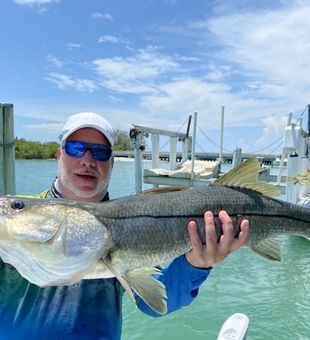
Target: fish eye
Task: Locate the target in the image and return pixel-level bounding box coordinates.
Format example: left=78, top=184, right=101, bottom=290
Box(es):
left=11, top=200, right=25, bottom=210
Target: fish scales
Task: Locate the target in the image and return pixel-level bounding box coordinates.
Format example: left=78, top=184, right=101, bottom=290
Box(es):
left=84, top=185, right=309, bottom=269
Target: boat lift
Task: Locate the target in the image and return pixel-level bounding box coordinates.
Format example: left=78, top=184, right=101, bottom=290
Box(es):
left=130, top=108, right=310, bottom=203
left=129, top=118, right=192, bottom=193
left=129, top=112, right=224, bottom=193
left=276, top=109, right=310, bottom=203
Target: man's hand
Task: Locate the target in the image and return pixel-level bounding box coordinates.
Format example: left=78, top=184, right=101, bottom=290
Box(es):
left=185, top=210, right=250, bottom=268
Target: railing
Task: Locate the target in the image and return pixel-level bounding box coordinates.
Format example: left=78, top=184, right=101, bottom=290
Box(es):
left=129, top=124, right=192, bottom=193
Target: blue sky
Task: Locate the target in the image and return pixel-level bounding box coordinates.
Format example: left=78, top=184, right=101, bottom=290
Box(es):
left=1, top=0, right=310, bottom=154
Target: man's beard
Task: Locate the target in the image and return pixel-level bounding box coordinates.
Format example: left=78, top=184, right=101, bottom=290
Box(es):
left=57, top=161, right=109, bottom=200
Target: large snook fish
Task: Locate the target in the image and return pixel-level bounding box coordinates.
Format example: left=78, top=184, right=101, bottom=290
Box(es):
left=0, top=158, right=309, bottom=314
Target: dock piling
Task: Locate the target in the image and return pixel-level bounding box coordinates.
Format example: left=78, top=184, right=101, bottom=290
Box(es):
left=0, top=103, right=16, bottom=195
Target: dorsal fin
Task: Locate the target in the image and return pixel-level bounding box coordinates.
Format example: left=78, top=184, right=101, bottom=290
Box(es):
left=213, top=158, right=280, bottom=197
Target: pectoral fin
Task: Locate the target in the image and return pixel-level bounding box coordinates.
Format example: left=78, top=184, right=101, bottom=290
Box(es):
left=251, top=238, right=282, bottom=261
left=103, top=260, right=167, bottom=315
left=124, top=267, right=167, bottom=315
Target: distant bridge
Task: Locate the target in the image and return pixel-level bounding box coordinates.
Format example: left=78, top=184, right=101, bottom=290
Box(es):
left=113, top=150, right=277, bottom=165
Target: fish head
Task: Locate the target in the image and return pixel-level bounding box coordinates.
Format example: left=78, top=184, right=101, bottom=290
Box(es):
left=0, top=196, right=68, bottom=243
left=0, top=196, right=112, bottom=259
left=0, top=195, right=113, bottom=286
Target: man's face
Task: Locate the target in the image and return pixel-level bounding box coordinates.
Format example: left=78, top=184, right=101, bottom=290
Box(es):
left=57, top=128, right=114, bottom=202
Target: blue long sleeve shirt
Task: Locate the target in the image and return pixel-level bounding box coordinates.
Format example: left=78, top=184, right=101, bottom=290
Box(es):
left=0, top=187, right=212, bottom=339
left=0, top=256, right=211, bottom=339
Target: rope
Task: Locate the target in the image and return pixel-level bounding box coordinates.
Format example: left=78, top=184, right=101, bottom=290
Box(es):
left=286, top=170, right=310, bottom=185
left=159, top=117, right=190, bottom=150
left=197, top=123, right=284, bottom=155
left=267, top=140, right=284, bottom=155
left=197, top=124, right=232, bottom=153
left=247, top=135, right=284, bottom=154
left=196, top=141, right=207, bottom=153
left=299, top=104, right=309, bottom=117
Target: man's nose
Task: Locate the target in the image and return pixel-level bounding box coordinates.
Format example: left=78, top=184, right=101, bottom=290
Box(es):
left=80, top=150, right=96, bottom=167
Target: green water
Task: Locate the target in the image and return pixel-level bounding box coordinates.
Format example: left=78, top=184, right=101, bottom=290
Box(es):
left=15, top=160, right=310, bottom=340
left=122, top=239, right=309, bottom=340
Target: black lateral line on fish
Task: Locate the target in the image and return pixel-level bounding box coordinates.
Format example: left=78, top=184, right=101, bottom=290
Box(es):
left=110, top=213, right=306, bottom=222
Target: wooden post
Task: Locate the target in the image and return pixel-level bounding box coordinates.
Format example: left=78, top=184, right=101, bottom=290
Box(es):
left=151, top=133, right=160, bottom=169
left=182, top=138, right=189, bottom=161
left=131, top=131, right=144, bottom=193
left=219, top=106, right=224, bottom=163
left=0, top=104, right=16, bottom=195
left=232, top=148, right=242, bottom=168
left=134, top=145, right=143, bottom=193
left=307, top=104, right=310, bottom=136
left=0, top=105, right=4, bottom=194
left=286, top=152, right=298, bottom=203
left=169, top=137, right=177, bottom=170
left=182, top=115, right=191, bottom=161
left=277, top=112, right=293, bottom=186
left=190, top=112, right=197, bottom=180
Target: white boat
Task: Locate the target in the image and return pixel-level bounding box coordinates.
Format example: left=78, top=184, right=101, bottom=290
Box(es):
left=217, top=313, right=249, bottom=340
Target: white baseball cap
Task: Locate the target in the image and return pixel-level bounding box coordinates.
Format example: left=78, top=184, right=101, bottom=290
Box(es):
left=59, top=112, right=115, bottom=146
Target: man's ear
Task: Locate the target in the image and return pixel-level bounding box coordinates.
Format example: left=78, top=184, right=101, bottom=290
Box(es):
left=56, top=147, right=62, bottom=160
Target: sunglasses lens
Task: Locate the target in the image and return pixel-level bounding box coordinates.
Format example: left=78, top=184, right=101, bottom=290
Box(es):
left=91, top=145, right=112, bottom=161
left=65, top=141, right=87, bottom=158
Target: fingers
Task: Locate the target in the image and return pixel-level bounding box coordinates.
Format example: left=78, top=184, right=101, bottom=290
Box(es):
left=187, top=220, right=203, bottom=253
left=204, top=211, right=217, bottom=254
left=219, top=210, right=249, bottom=252
left=186, top=210, right=250, bottom=268
left=230, top=218, right=250, bottom=251
left=211, top=210, right=250, bottom=258
left=218, top=210, right=234, bottom=242
left=186, top=219, right=206, bottom=267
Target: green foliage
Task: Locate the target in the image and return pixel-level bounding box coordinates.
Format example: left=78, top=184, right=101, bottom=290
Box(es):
left=15, top=138, right=59, bottom=159
left=14, top=130, right=132, bottom=159
left=113, top=129, right=132, bottom=151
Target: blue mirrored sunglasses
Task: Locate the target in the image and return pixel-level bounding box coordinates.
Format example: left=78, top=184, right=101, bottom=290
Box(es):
left=63, top=141, right=112, bottom=161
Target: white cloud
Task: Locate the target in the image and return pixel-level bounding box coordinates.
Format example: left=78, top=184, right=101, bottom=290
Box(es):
left=46, top=73, right=98, bottom=93
left=42, top=2, right=310, bottom=149
left=91, top=12, right=113, bottom=20
left=139, top=77, right=270, bottom=127
left=93, top=47, right=179, bottom=94
left=98, top=35, right=129, bottom=44
left=128, top=1, right=307, bottom=142
left=23, top=122, right=63, bottom=132
left=148, top=2, right=310, bottom=116
left=46, top=54, right=64, bottom=68
left=204, top=4, right=310, bottom=98
left=254, top=115, right=288, bottom=149
left=16, top=105, right=150, bottom=140
left=66, top=43, right=81, bottom=49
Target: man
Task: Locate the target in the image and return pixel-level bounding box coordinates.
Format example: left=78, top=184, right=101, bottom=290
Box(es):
left=0, top=112, right=249, bottom=339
